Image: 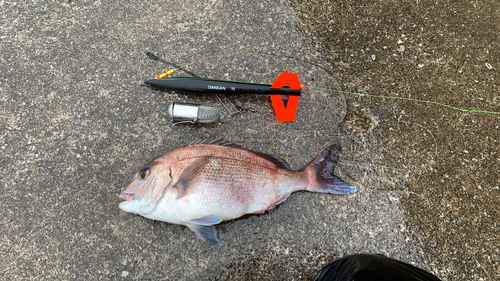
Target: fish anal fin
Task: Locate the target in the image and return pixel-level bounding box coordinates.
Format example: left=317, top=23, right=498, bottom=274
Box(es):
left=253, top=194, right=290, bottom=214
left=174, top=156, right=210, bottom=199
left=186, top=224, right=221, bottom=245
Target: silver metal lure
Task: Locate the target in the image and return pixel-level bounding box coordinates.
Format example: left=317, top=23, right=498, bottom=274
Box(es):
left=168, top=103, right=219, bottom=124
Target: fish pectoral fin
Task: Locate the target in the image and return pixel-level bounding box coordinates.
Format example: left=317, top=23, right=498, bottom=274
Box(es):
left=174, top=156, right=210, bottom=199
left=185, top=223, right=221, bottom=245
left=189, top=214, right=222, bottom=226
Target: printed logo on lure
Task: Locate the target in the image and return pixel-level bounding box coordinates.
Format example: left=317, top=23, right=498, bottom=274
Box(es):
left=119, top=136, right=356, bottom=244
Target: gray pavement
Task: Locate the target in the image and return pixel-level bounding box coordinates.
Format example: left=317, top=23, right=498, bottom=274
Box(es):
left=1, top=0, right=498, bottom=280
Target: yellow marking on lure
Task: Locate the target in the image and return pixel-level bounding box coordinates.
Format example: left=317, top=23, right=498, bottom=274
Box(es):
left=155, top=69, right=175, bottom=79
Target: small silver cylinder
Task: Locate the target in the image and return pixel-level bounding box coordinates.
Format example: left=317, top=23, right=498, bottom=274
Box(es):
left=168, top=103, right=219, bottom=124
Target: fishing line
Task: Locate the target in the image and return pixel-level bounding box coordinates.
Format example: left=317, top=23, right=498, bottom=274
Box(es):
left=148, top=51, right=500, bottom=132
left=309, top=86, right=500, bottom=115
left=145, top=51, right=200, bottom=78
left=181, top=52, right=500, bottom=114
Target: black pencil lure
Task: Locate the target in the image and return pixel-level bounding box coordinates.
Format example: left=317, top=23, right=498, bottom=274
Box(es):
left=144, top=52, right=302, bottom=96
left=143, top=77, right=301, bottom=96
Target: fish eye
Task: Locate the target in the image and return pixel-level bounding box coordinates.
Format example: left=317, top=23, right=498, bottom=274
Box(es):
left=138, top=167, right=151, bottom=180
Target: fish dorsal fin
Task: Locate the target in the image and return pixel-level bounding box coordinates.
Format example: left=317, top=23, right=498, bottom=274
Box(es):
left=189, top=135, right=292, bottom=170
left=174, top=156, right=210, bottom=199
left=189, top=135, right=245, bottom=149
left=250, top=151, right=291, bottom=170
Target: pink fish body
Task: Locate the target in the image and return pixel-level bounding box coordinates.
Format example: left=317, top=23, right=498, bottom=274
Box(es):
left=119, top=136, right=355, bottom=244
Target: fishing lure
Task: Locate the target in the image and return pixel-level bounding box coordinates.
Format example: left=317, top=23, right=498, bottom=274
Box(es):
left=144, top=52, right=304, bottom=122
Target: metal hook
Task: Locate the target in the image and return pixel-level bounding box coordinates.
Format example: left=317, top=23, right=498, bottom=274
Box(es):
left=216, top=94, right=255, bottom=116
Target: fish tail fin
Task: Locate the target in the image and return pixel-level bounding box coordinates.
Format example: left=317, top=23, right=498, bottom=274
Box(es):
left=302, top=145, right=356, bottom=195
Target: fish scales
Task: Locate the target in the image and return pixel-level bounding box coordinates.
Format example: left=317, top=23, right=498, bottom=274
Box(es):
left=184, top=156, right=305, bottom=220
left=119, top=135, right=356, bottom=244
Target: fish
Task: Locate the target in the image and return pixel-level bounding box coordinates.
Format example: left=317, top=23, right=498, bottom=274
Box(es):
left=119, top=135, right=356, bottom=244
left=312, top=254, right=442, bottom=281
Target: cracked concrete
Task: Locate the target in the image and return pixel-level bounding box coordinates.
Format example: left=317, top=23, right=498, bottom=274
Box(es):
left=1, top=0, right=498, bottom=280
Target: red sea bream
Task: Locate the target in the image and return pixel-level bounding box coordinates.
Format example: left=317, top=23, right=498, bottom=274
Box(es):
left=119, top=136, right=356, bottom=244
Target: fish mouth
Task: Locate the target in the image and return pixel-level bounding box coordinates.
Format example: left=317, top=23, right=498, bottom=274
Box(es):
left=119, top=191, right=133, bottom=201
left=118, top=200, right=138, bottom=214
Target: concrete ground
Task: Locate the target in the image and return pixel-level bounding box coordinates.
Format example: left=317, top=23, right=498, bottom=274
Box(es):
left=1, top=0, right=498, bottom=280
